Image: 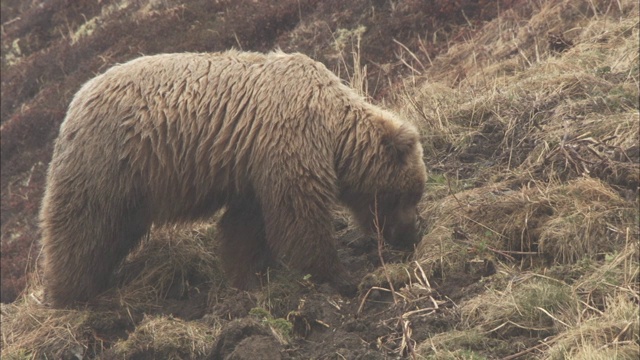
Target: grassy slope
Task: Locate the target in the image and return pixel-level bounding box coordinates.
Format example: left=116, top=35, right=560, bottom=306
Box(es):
left=1, top=0, right=638, bottom=359
left=407, top=1, right=639, bottom=358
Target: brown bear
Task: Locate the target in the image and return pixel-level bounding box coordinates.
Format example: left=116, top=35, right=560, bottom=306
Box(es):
left=39, top=50, right=427, bottom=307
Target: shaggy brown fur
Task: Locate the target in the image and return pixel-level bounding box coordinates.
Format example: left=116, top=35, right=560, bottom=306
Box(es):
left=40, top=50, right=427, bottom=307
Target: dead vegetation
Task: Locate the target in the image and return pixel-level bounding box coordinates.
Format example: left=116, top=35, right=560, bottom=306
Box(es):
left=402, top=0, right=639, bottom=358
left=1, top=0, right=638, bottom=359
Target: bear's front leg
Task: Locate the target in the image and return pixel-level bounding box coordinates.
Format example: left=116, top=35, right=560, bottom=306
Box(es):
left=258, top=180, right=357, bottom=296
left=217, top=200, right=270, bottom=289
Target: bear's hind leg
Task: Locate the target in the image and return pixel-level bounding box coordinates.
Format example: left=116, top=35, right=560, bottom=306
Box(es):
left=217, top=200, right=269, bottom=289
left=42, top=198, right=151, bottom=307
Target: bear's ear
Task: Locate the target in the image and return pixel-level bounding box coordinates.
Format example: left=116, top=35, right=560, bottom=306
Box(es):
left=381, top=122, right=418, bottom=159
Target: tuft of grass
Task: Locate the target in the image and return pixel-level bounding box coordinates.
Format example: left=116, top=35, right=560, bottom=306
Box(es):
left=417, top=329, right=510, bottom=359
left=253, top=267, right=305, bottom=319
left=546, top=293, right=639, bottom=359
left=0, top=298, right=135, bottom=359
left=461, top=275, right=577, bottom=337
left=537, top=178, right=636, bottom=264
left=332, top=25, right=369, bottom=98
left=115, top=223, right=224, bottom=307
left=249, top=307, right=294, bottom=344
left=108, top=315, right=217, bottom=359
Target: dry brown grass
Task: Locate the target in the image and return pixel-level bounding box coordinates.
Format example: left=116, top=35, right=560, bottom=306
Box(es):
left=0, top=223, right=223, bottom=358
left=402, top=0, right=638, bottom=184
left=1, top=302, right=100, bottom=359
left=404, top=0, right=639, bottom=358
left=416, top=236, right=638, bottom=359
left=115, top=224, right=223, bottom=306
left=416, top=177, right=634, bottom=267
left=108, top=315, right=217, bottom=359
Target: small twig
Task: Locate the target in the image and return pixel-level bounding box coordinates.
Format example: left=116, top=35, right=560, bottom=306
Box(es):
left=612, top=321, right=633, bottom=343
left=459, top=215, right=507, bottom=240
left=416, top=35, right=433, bottom=66
left=357, top=286, right=403, bottom=315
left=535, top=306, right=570, bottom=328
left=402, top=307, right=437, bottom=319
left=445, top=175, right=465, bottom=209
left=399, top=318, right=417, bottom=359
left=413, top=261, right=431, bottom=289
left=373, top=193, right=398, bottom=304
left=501, top=338, right=555, bottom=360
left=393, top=38, right=426, bottom=72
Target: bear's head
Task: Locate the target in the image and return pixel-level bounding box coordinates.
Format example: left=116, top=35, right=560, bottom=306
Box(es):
left=338, top=110, right=427, bottom=249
